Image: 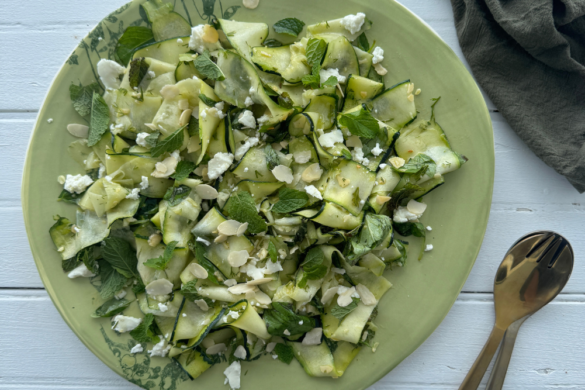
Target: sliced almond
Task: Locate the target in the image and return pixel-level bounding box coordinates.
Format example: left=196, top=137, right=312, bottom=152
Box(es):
left=376, top=195, right=391, bottom=205
left=336, top=175, right=350, bottom=188
left=301, top=163, right=323, bottom=183
left=214, top=234, right=228, bottom=244
left=246, top=277, right=272, bottom=286
left=148, top=233, right=162, bottom=247
left=254, top=290, right=272, bottom=305
left=407, top=199, right=427, bottom=215
left=224, top=278, right=237, bottom=287
left=356, top=284, right=377, bottom=306
left=374, top=63, right=387, bottom=76
left=160, top=84, right=180, bottom=100
left=272, top=165, right=294, bottom=184
left=195, top=299, right=209, bottom=311
left=145, top=278, right=173, bottom=296
left=321, top=287, right=338, bottom=305
left=228, top=250, right=249, bottom=267
left=179, top=109, right=192, bottom=126
left=236, top=222, right=248, bottom=237
left=243, top=0, right=259, bottom=9
left=187, top=262, right=208, bottom=279
left=218, top=220, right=242, bottom=236
left=389, top=156, right=405, bottom=169
left=407, top=93, right=414, bottom=102
left=202, top=24, right=219, bottom=43
left=67, top=123, right=89, bottom=138
left=227, top=283, right=256, bottom=295
left=195, top=184, right=219, bottom=199
left=407, top=82, right=415, bottom=94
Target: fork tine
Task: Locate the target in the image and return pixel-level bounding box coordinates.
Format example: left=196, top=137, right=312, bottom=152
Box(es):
left=536, top=235, right=561, bottom=265
left=525, top=233, right=555, bottom=260
left=548, top=240, right=568, bottom=268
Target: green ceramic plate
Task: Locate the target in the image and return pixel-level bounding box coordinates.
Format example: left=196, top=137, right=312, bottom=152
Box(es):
left=22, top=0, right=494, bottom=389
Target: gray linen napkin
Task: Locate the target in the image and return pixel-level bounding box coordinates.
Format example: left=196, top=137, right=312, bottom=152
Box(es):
left=450, top=0, right=585, bottom=192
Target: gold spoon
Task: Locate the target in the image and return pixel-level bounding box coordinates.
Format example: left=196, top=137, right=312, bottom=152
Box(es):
left=459, top=231, right=574, bottom=390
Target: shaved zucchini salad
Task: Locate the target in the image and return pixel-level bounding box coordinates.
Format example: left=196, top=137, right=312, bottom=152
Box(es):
left=50, top=2, right=467, bottom=388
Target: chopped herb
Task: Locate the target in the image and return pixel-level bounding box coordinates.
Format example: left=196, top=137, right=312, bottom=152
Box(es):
left=92, top=298, right=131, bottom=318
left=322, top=76, right=338, bottom=87
left=254, top=170, right=263, bottom=179
left=193, top=50, right=225, bottom=81
left=70, top=82, right=101, bottom=117
left=188, top=116, right=199, bottom=137
left=223, top=191, right=267, bottom=234
left=150, top=126, right=186, bottom=158
left=163, top=185, right=191, bottom=207
left=331, top=298, right=360, bottom=321
left=273, top=343, right=294, bottom=364
left=199, top=93, right=218, bottom=107
left=181, top=280, right=214, bottom=305
left=189, top=241, right=221, bottom=285
left=96, top=260, right=129, bottom=300
left=101, top=237, right=141, bottom=280
left=273, top=18, right=305, bottom=37
left=116, top=26, right=154, bottom=65
left=268, top=239, right=278, bottom=263
left=272, top=187, right=309, bottom=214
left=352, top=187, right=361, bottom=207
left=430, top=96, right=441, bottom=122
left=263, top=302, right=316, bottom=336
left=346, top=213, right=392, bottom=262
left=129, top=313, right=157, bottom=343
left=264, top=145, right=280, bottom=170
left=144, top=241, right=178, bottom=270
left=338, top=107, right=379, bottom=139
left=171, top=161, right=196, bottom=181
left=393, top=222, right=426, bottom=238
left=299, top=247, right=327, bottom=287
left=87, top=92, right=111, bottom=146
left=355, top=32, right=370, bottom=52
left=144, top=131, right=160, bottom=148
left=128, top=57, right=150, bottom=88
left=263, top=38, right=283, bottom=47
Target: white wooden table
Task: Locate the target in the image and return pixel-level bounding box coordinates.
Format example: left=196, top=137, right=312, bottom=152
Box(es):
left=1, top=1, right=584, bottom=389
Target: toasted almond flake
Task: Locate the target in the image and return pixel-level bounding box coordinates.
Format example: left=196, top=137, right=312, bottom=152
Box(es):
left=415, top=88, right=422, bottom=96
left=345, top=135, right=362, bottom=148
left=302, top=328, right=323, bottom=345
left=407, top=199, right=427, bottom=215
left=145, top=279, right=173, bottom=296
left=407, top=93, right=414, bottom=102
left=206, top=343, right=227, bottom=355
left=202, top=24, right=219, bottom=43
left=271, top=142, right=283, bottom=151
left=178, top=99, right=190, bottom=110
left=301, top=163, right=323, bottom=183
left=407, top=83, right=414, bottom=94
left=218, top=220, right=243, bottom=236
left=224, top=279, right=237, bottom=287
left=67, top=123, right=89, bottom=138
left=336, top=175, right=350, bottom=188
left=245, top=290, right=256, bottom=300
left=195, top=184, right=219, bottom=199
left=246, top=277, right=272, bottom=286
left=228, top=250, right=249, bottom=267
left=243, top=0, right=259, bottom=8
left=266, top=342, right=277, bottom=353
left=160, top=84, right=180, bottom=100
left=214, top=234, right=228, bottom=243
left=321, top=287, right=338, bottom=305
left=236, top=223, right=248, bottom=237
left=376, top=195, right=391, bottom=205
left=337, top=286, right=357, bottom=307
left=320, top=365, right=333, bottom=374
left=374, top=63, right=387, bottom=75
left=272, top=165, right=294, bottom=184
left=356, top=284, right=377, bottom=306
left=254, top=290, right=272, bottom=305
left=188, top=262, right=209, bottom=279
left=389, top=156, right=405, bottom=169
left=227, top=283, right=256, bottom=295
left=280, top=140, right=289, bottom=148
left=179, top=109, right=193, bottom=126
left=195, top=299, right=210, bottom=311
left=148, top=233, right=162, bottom=247
left=360, top=91, right=368, bottom=98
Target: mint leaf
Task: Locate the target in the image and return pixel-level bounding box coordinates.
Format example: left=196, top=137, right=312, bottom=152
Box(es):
left=77, top=245, right=101, bottom=274
left=301, top=247, right=328, bottom=281
left=70, top=82, right=101, bottom=117
left=268, top=239, right=278, bottom=263
left=91, top=298, right=131, bottom=318
left=97, top=260, right=129, bottom=300
left=264, top=145, right=280, bottom=170
left=392, top=153, right=436, bottom=178
left=273, top=18, right=305, bottom=37
left=188, top=116, right=199, bottom=137
left=393, top=222, right=426, bottom=238
left=346, top=213, right=392, bottom=262
left=163, top=185, right=191, bottom=207
left=355, top=32, right=370, bottom=52
left=193, top=51, right=225, bottom=81
left=264, top=302, right=316, bottom=337
left=128, top=57, right=150, bottom=88
left=338, top=107, right=379, bottom=139
left=331, top=298, right=359, bottom=321
left=181, top=280, right=214, bottom=305
left=430, top=96, right=441, bottom=122
left=305, top=38, right=327, bottom=68
left=273, top=343, right=294, bottom=364
left=102, top=237, right=140, bottom=280
left=322, top=76, right=338, bottom=87
left=129, top=313, right=156, bottom=343
left=302, top=64, right=321, bottom=89
left=272, top=187, right=308, bottom=214
left=223, top=191, right=267, bottom=234
left=263, top=39, right=283, bottom=47
left=144, top=131, right=160, bottom=147
left=199, top=93, right=218, bottom=107
left=150, top=126, right=185, bottom=157
left=116, top=26, right=154, bottom=65
left=171, top=161, right=196, bottom=181
left=190, top=241, right=221, bottom=285
left=144, top=241, right=178, bottom=270
left=87, top=92, right=110, bottom=146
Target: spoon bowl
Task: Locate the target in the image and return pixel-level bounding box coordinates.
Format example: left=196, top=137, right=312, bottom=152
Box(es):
left=459, top=231, right=574, bottom=390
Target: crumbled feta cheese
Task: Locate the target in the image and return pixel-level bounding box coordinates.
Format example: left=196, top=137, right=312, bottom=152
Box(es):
left=393, top=206, right=419, bottom=223
left=140, top=176, right=149, bottom=190
left=319, top=68, right=347, bottom=84
left=372, top=47, right=384, bottom=65
left=294, top=150, right=312, bottom=164
left=272, top=165, right=294, bottom=184
left=64, top=174, right=93, bottom=194
left=136, top=132, right=150, bottom=147
left=238, top=110, right=257, bottom=129
left=207, top=152, right=234, bottom=180
left=97, top=59, right=126, bottom=89
left=151, top=151, right=180, bottom=179
left=379, top=163, right=387, bottom=169
left=332, top=267, right=345, bottom=275
left=337, top=286, right=359, bottom=307
left=223, top=361, right=241, bottom=390
left=407, top=199, right=427, bottom=215
left=264, top=259, right=283, bottom=274
left=177, top=38, right=184, bottom=44
left=147, top=70, right=156, bottom=79
left=371, top=143, right=384, bottom=156
left=235, top=136, right=259, bottom=160
left=112, top=315, right=142, bottom=333
left=98, top=164, right=106, bottom=179
left=283, top=329, right=291, bottom=336
left=425, top=244, right=434, bottom=252
left=340, top=13, right=366, bottom=35
left=47, top=118, right=54, bottom=124
left=426, top=226, right=432, bottom=231
left=304, top=185, right=322, bottom=200
left=158, top=303, right=169, bottom=312
left=244, top=96, right=254, bottom=107
left=67, top=263, right=95, bottom=279
left=302, top=327, right=323, bottom=345
left=130, top=344, right=143, bottom=354
left=148, top=339, right=171, bottom=357
left=189, top=25, right=222, bottom=53
left=257, top=114, right=270, bottom=127
left=126, top=188, right=140, bottom=200
left=351, top=147, right=366, bottom=164
left=114, top=289, right=127, bottom=300
left=318, top=129, right=344, bottom=148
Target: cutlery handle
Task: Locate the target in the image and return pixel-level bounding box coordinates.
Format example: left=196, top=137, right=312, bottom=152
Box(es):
left=458, top=324, right=507, bottom=390
left=485, top=317, right=528, bottom=390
